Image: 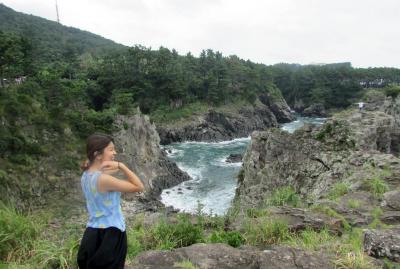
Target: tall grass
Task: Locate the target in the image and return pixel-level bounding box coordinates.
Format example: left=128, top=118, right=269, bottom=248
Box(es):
left=243, top=219, right=291, bottom=247
left=328, top=183, right=350, bottom=200
left=264, top=186, right=301, bottom=207
left=0, top=202, right=81, bottom=268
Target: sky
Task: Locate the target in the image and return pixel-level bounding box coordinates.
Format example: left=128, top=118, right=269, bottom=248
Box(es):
left=2, top=0, right=400, bottom=68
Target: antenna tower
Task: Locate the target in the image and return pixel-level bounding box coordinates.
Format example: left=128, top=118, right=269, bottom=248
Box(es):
left=55, top=0, right=60, bottom=23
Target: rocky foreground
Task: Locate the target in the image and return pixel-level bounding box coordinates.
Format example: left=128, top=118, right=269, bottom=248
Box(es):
left=124, top=95, right=400, bottom=268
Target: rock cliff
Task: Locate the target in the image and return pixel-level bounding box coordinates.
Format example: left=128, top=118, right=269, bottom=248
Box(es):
left=157, top=97, right=294, bottom=145
left=233, top=96, right=400, bottom=263
left=111, top=114, right=191, bottom=213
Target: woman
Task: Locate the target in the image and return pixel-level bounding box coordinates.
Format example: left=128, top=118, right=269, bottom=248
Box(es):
left=77, top=133, right=144, bottom=269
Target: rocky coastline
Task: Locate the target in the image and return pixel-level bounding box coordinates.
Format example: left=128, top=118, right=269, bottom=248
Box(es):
left=157, top=97, right=294, bottom=145
left=123, top=96, right=400, bottom=268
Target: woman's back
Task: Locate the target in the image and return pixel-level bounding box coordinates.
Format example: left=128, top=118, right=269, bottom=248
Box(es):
left=81, top=170, right=125, bottom=231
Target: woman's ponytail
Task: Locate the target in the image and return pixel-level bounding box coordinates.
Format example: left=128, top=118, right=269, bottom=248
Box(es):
left=80, top=159, right=90, bottom=171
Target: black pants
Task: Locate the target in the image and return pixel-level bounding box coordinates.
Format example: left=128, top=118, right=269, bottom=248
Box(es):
left=77, top=227, right=127, bottom=269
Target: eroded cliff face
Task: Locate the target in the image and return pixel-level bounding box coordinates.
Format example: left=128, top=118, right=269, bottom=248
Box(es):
left=157, top=97, right=294, bottom=145
left=235, top=96, right=400, bottom=218
left=112, top=114, right=191, bottom=212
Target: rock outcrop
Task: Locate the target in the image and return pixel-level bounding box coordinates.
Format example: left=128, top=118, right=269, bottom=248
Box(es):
left=226, top=153, right=243, bottom=163
left=128, top=243, right=335, bottom=269
left=157, top=98, right=294, bottom=145
left=302, top=103, right=327, bottom=117
left=364, top=228, right=400, bottom=262
left=236, top=97, right=400, bottom=209
left=234, top=96, right=400, bottom=262
left=112, top=115, right=191, bottom=213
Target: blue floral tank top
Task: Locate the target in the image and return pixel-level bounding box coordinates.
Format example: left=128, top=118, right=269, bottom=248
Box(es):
left=80, top=171, right=125, bottom=231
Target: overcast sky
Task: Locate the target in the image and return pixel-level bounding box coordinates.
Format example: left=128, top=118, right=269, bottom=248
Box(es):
left=2, top=0, right=400, bottom=68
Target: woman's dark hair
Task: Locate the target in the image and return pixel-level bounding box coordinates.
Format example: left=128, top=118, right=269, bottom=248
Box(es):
left=81, top=133, right=114, bottom=171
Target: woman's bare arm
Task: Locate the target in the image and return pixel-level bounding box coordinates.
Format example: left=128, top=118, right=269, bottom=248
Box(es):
left=97, top=161, right=144, bottom=193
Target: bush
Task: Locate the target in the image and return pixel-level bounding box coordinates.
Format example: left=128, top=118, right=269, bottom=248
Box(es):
left=384, top=86, right=400, bottom=98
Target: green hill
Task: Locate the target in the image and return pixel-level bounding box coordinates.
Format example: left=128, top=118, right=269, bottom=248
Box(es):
left=0, top=3, right=125, bottom=66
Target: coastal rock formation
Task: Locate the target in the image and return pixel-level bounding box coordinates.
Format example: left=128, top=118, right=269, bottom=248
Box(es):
left=226, top=153, right=243, bottom=163
left=236, top=97, right=400, bottom=209
left=234, top=96, right=400, bottom=262
left=112, top=115, right=191, bottom=208
left=157, top=97, right=294, bottom=145
left=302, top=103, right=327, bottom=117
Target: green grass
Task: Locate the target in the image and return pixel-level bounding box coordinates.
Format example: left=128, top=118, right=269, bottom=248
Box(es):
left=208, top=230, right=245, bottom=248
left=334, top=250, right=378, bottom=269
left=0, top=202, right=81, bottom=268
left=347, top=199, right=361, bottom=209
left=246, top=208, right=270, bottom=218
left=311, top=205, right=351, bottom=231
left=264, top=186, right=301, bottom=207
left=174, top=259, right=199, bottom=269
left=287, top=227, right=337, bottom=250
left=150, top=101, right=209, bottom=124
left=365, top=178, right=389, bottom=198
left=243, top=219, right=291, bottom=247
left=328, top=183, right=350, bottom=200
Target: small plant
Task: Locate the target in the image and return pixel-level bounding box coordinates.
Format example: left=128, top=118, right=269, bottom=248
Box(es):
left=142, top=214, right=204, bottom=251
left=369, top=207, right=387, bottom=229
left=208, top=230, right=245, bottom=248
left=334, top=250, right=377, bottom=269
left=328, top=183, right=349, bottom=200
left=366, top=178, right=389, bottom=198
left=288, top=227, right=337, bottom=250
left=243, top=219, right=290, bottom=247
left=265, top=186, right=301, bottom=207
left=347, top=199, right=361, bottom=209
left=311, top=205, right=351, bottom=231
left=174, top=259, right=199, bottom=269
left=246, top=208, right=270, bottom=218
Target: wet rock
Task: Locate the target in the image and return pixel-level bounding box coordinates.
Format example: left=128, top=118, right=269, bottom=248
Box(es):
left=302, top=103, right=327, bottom=117
left=363, top=228, right=400, bottom=262
left=226, top=153, right=243, bottom=163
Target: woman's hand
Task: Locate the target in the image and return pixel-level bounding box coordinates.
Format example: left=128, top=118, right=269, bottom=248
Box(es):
left=100, top=161, right=120, bottom=171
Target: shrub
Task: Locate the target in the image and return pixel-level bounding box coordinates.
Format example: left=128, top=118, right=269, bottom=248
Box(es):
left=384, top=86, right=400, bottom=98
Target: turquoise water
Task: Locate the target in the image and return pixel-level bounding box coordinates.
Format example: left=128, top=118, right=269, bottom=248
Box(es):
left=160, top=116, right=326, bottom=215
